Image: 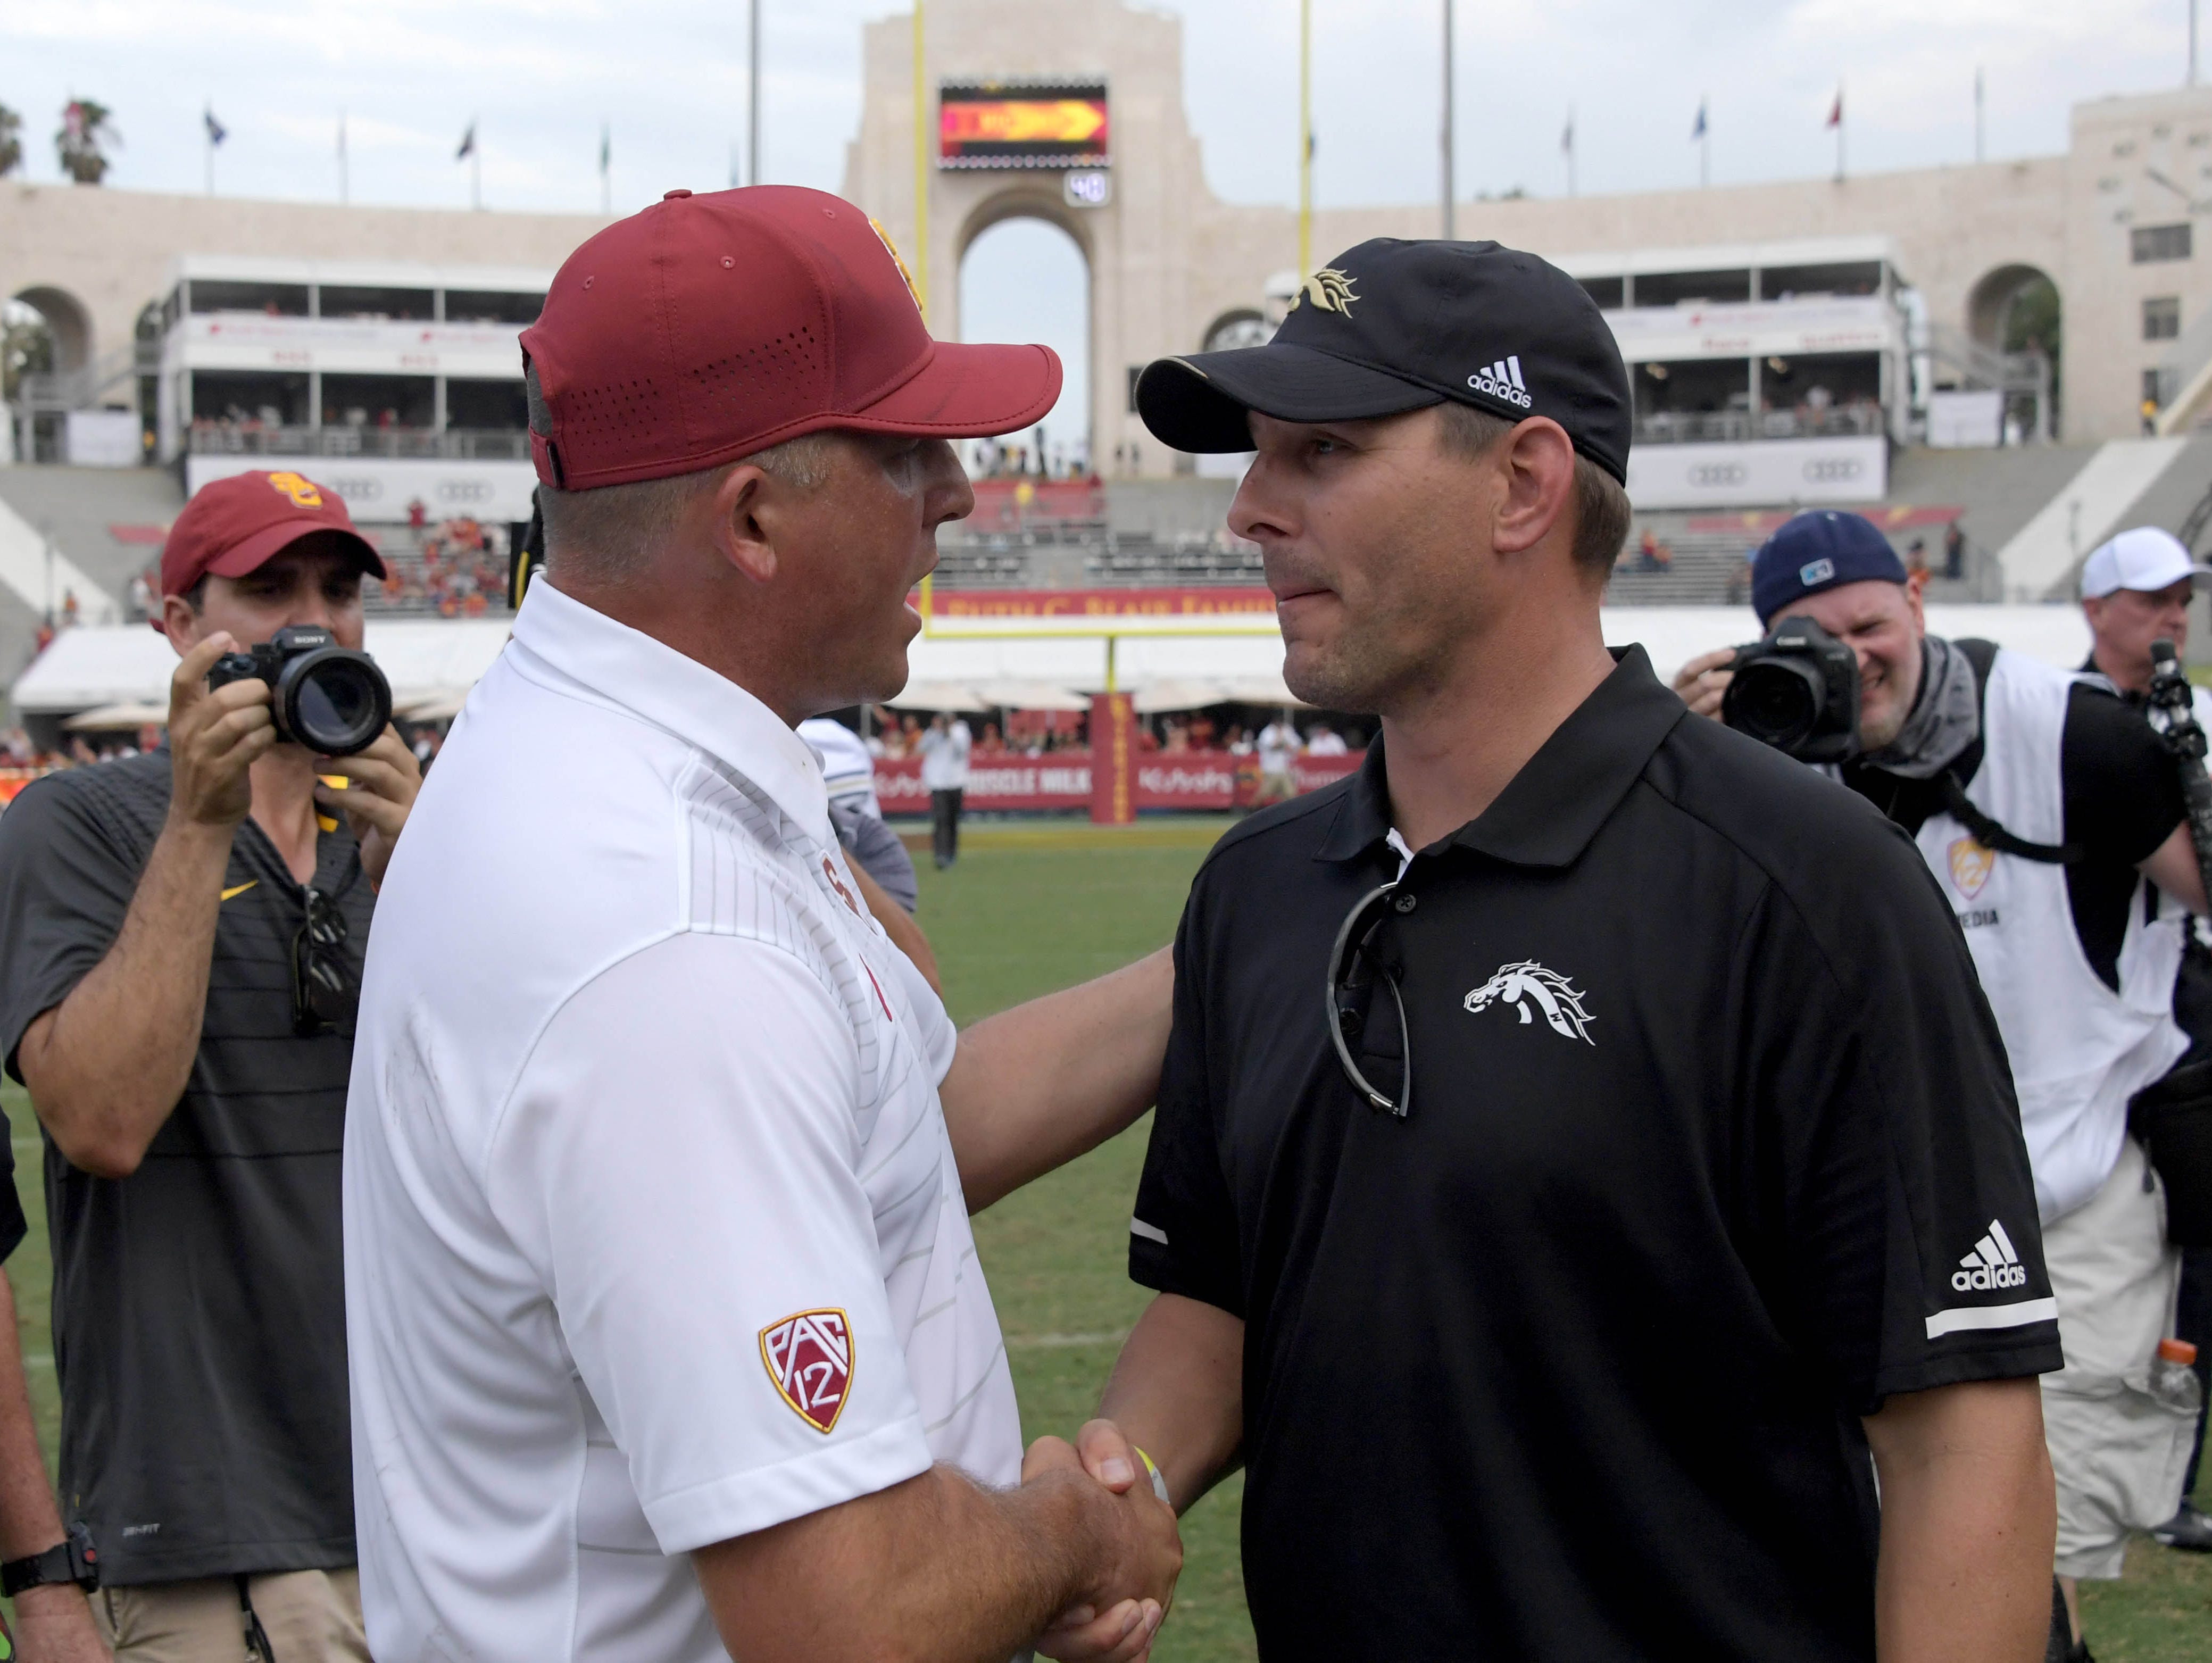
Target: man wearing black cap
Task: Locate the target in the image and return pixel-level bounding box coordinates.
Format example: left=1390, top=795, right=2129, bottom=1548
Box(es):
left=1067, top=240, right=2061, bottom=1661
left=1677, top=512, right=2209, bottom=1658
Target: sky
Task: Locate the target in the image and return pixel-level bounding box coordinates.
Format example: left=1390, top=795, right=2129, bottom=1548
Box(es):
left=4, top=0, right=2201, bottom=444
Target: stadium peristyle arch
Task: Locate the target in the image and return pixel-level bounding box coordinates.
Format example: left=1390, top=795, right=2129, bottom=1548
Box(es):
left=954, top=189, right=1094, bottom=474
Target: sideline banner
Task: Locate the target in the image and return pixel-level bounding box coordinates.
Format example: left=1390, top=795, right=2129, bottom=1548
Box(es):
left=873, top=749, right=1360, bottom=815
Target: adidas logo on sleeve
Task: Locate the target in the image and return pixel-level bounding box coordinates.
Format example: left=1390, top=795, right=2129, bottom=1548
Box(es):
left=1951, top=1219, right=2028, bottom=1292
left=1467, top=355, right=1533, bottom=410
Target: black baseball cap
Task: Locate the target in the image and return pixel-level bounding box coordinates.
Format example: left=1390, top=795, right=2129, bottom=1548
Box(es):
left=1136, top=238, right=1633, bottom=484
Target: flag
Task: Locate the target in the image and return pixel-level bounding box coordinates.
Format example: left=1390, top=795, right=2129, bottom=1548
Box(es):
left=1691, top=98, right=1706, bottom=141
left=599, top=122, right=610, bottom=176
left=456, top=121, right=476, bottom=161
left=204, top=107, right=227, bottom=146
left=1826, top=89, right=1842, bottom=128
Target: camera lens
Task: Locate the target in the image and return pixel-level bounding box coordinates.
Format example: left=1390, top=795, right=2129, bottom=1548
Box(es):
left=1725, top=659, right=1823, bottom=751
left=278, top=651, right=392, bottom=755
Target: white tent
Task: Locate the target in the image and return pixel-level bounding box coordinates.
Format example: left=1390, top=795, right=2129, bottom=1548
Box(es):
left=12, top=620, right=514, bottom=717
left=10, top=606, right=2095, bottom=720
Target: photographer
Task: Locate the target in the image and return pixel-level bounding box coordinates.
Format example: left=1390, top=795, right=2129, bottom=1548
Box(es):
left=2077, top=526, right=2212, bottom=1557
left=1676, top=511, right=2205, bottom=1657
left=0, top=470, right=420, bottom=1661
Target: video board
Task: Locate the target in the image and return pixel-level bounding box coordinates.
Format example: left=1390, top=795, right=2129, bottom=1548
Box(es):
left=939, top=80, right=1109, bottom=170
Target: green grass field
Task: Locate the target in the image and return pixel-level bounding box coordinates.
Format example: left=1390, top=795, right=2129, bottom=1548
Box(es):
left=3, top=813, right=2212, bottom=1657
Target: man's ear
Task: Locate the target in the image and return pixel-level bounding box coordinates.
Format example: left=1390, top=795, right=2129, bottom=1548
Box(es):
left=706, top=464, right=779, bottom=584
left=161, top=591, right=204, bottom=658
left=1491, top=417, right=1577, bottom=558
left=1903, top=568, right=1930, bottom=631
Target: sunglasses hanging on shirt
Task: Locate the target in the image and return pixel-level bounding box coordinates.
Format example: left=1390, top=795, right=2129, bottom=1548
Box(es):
left=1327, top=882, right=1412, bottom=1118
left=292, top=886, right=357, bottom=1037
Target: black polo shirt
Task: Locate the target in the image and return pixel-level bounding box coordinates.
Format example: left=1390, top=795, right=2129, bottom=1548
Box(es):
left=1132, top=647, right=2060, bottom=1663
left=0, top=752, right=370, bottom=1584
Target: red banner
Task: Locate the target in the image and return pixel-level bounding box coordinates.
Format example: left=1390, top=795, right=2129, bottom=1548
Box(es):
left=873, top=749, right=1360, bottom=815
left=874, top=755, right=1092, bottom=814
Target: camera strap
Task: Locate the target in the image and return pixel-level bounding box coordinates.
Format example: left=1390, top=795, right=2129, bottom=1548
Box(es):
left=1932, top=637, right=2083, bottom=865
left=1934, top=771, right=2083, bottom=864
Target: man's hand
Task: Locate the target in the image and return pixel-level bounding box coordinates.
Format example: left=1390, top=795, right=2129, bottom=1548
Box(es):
left=1671, top=646, right=1736, bottom=721
left=1024, top=1434, right=1177, bottom=1662
left=166, top=635, right=275, bottom=831
left=11, top=1584, right=111, bottom=1662
left=314, top=726, right=422, bottom=887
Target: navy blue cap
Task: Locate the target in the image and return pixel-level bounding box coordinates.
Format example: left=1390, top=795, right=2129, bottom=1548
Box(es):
left=1750, top=510, right=1908, bottom=625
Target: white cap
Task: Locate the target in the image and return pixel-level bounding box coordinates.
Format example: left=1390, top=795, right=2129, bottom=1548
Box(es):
left=2081, top=526, right=2212, bottom=598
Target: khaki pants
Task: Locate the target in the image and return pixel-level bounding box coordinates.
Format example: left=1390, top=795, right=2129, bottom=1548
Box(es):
left=2041, top=1137, right=2195, bottom=1580
left=95, top=1567, right=368, bottom=1663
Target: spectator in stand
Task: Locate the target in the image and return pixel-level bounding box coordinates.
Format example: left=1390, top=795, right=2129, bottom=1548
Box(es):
left=1725, top=549, right=1753, bottom=608
left=60, top=590, right=79, bottom=628
left=127, top=571, right=154, bottom=623
left=1906, top=537, right=1931, bottom=583
left=406, top=500, right=427, bottom=532
left=1225, top=725, right=1252, bottom=755
left=1304, top=722, right=1348, bottom=757
left=917, top=711, right=972, bottom=870
left=1252, top=710, right=1300, bottom=808
left=1945, top=520, right=1968, bottom=582
left=976, top=721, right=1006, bottom=756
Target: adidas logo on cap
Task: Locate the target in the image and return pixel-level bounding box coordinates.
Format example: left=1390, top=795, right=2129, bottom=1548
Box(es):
left=1467, top=355, right=1533, bottom=411
left=1951, top=1219, right=2030, bottom=1292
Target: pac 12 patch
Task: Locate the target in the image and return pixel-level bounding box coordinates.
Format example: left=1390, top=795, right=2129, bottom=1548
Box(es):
left=759, top=1308, right=853, bottom=1434
left=1948, top=836, right=1994, bottom=900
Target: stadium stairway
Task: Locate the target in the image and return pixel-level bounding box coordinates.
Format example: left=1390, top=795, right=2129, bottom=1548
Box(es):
left=0, top=465, right=182, bottom=699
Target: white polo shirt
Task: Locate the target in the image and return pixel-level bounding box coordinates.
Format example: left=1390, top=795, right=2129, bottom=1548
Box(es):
left=343, top=580, right=1019, bottom=1662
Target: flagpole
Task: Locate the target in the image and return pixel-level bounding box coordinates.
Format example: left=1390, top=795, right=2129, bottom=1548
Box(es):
left=1566, top=107, right=1576, bottom=198
left=338, top=110, right=349, bottom=204
left=1974, top=68, right=1984, bottom=163
left=1440, top=0, right=1454, bottom=241
left=1836, top=85, right=1845, bottom=182
left=1299, top=0, right=1313, bottom=279
left=600, top=122, right=611, bottom=214
left=1700, top=96, right=1709, bottom=188
left=472, top=121, right=483, bottom=210
left=913, top=1, right=929, bottom=325
left=205, top=113, right=214, bottom=197
left=749, top=0, right=762, bottom=185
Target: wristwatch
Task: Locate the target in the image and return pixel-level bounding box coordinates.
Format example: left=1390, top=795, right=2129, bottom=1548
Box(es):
left=0, top=1521, right=97, bottom=1597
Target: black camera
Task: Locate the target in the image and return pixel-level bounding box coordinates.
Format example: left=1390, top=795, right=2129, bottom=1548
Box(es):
left=206, top=626, right=392, bottom=756
left=1721, top=616, right=1861, bottom=763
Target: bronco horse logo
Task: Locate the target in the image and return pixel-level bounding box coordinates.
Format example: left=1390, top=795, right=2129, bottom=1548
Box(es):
left=1463, top=961, right=1596, bottom=1045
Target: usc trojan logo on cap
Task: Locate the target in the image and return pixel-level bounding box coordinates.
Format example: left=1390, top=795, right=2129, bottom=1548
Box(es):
left=1294, top=268, right=1359, bottom=316
left=868, top=219, right=924, bottom=315
left=267, top=472, right=323, bottom=510
left=759, top=1309, right=853, bottom=1433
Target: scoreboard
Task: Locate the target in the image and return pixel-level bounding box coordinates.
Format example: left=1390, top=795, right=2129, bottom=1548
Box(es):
left=939, top=80, right=1109, bottom=170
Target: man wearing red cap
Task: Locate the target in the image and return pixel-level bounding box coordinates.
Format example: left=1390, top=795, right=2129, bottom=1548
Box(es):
left=0, top=468, right=422, bottom=1660
left=345, top=187, right=1178, bottom=1663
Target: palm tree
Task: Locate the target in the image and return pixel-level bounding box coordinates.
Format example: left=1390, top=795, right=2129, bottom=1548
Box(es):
left=0, top=104, right=22, bottom=178
left=55, top=99, right=119, bottom=185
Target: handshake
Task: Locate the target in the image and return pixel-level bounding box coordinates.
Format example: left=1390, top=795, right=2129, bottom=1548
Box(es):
left=1021, top=1419, right=1185, bottom=1663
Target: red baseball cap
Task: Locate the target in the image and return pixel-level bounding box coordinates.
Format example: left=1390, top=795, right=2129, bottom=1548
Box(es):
left=157, top=470, right=386, bottom=629
left=519, top=185, right=1062, bottom=490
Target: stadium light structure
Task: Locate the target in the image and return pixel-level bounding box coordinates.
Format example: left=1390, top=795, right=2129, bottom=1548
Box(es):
left=1440, top=0, right=1454, bottom=241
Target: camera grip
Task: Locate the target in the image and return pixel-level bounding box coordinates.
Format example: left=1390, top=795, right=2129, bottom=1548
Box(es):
left=205, top=652, right=260, bottom=691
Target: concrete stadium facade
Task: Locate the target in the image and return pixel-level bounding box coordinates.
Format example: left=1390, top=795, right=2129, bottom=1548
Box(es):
left=5, top=0, right=2209, bottom=465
